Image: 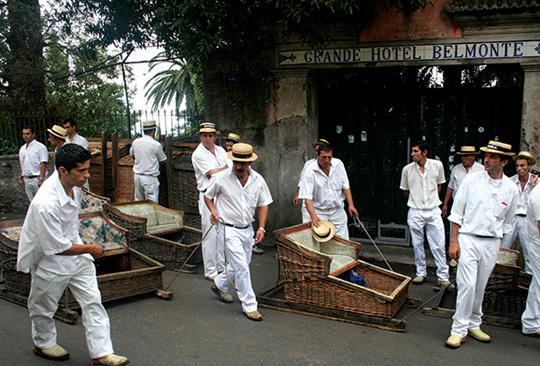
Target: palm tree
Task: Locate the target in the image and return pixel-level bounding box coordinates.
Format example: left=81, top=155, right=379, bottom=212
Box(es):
left=144, top=52, right=200, bottom=118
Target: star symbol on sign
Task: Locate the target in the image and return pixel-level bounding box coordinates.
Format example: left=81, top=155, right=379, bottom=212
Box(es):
left=535, top=43, right=540, bottom=55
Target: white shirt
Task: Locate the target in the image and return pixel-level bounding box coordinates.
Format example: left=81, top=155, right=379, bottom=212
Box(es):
left=297, top=158, right=316, bottom=187
left=205, top=167, right=273, bottom=227
left=17, top=171, right=90, bottom=274
left=509, top=173, right=534, bottom=216
left=400, top=159, right=446, bottom=210
left=19, top=139, right=48, bottom=177
left=298, top=158, right=350, bottom=211
left=67, top=133, right=89, bottom=150
left=449, top=171, right=518, bottom=238
left=527, top=184, right=540, bottom=248
left=130, top=135, right=167, bottom=176
left=192, top=143, right=229, bottom=191
left=447, top=161, right=484, bottom=198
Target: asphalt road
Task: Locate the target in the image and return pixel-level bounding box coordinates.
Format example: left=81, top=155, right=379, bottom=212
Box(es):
left=1, top=247, right=539, bottom=366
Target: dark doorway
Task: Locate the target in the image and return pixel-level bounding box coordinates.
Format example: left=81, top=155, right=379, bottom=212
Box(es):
left=317, top=65, right=523, bottom=242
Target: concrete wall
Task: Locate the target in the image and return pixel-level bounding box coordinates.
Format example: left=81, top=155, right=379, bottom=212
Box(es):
left=0, top=155, right=29, bottom=214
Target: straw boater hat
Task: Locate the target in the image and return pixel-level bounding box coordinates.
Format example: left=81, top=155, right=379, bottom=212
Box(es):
left=456, top=146, right=480, bottom=155
left=142, top=120, right=157, bottom=131
left=480, top=140, right=515, bottom=156
left=226, top=133, right=240, bottom=143
left=513, top=151, right=536, bottom=165
left=198, top=122, right=219, bottom=134
left=312, top=138, right=331, bottom=149
left=311, top=221, right=336, bottom=243
left=47, top=125, right=67, bottom=140
left=227, top=143, right=258, bottom=162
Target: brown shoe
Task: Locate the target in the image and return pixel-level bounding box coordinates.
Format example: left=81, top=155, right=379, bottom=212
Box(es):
left=244, top=310, right=263, bottom=321
left=33, top=344, right=70, bottom=361
left=92, top=354, right=129, bottom=366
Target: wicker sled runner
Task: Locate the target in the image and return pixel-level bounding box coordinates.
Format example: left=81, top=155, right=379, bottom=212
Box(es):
left=274, top=223, right=411, bottom=319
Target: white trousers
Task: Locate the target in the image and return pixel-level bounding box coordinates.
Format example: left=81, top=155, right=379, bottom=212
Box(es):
left=301, top=201, right=310, bottom=224
left=313, top=206, right=349, bottom=240
left=522, top=240, right=540, bottom=334
left=407, top=207, right=449, bottom=281
left=214, top=224, right=257, bottom=313
left=199, top=192, right=224, bottom=278
left=24, top=177, right=39, bottom=202
left=134, top=174, right=160, bottom=203
left=501, top=215, right=531, bottom=273
left=451, top=234, right=500, bottom=338
left=28, top=257, right=113, bottom=359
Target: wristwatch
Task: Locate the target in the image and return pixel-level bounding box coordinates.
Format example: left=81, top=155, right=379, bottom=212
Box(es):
left=258, top=227, right=266, bottom=233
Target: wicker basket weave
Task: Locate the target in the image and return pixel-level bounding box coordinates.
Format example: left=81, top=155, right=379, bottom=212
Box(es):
left=275, top=223, right=410, bottom=319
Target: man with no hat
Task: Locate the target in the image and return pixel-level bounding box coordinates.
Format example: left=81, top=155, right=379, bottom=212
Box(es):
left=521, top=166, right=540, bottom=338
left=64, top=118, right=91, bottom=189
left=130, top=120, right=167, bottom=203
left=192, top=122, right=229, bottom=280
left=19, top=125, right=48, bottom=202
left=17, top=143, right=128, bottom=365
left=500, top=151, right=538, bottom=273
left=298, top=141, right=358, bottom=240
left=445, top=140, right=518, bottom=349
left=204, top=143, right=272, bottom=321
left=400, top=140, right=450, bottom=286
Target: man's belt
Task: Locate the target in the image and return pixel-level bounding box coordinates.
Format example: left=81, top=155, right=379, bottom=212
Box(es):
left=23, top=175, right=39, bottom=179
left=223, top=223, right=249, bottom=229
left=475, top=235, right=496, bottom=239
left=516, top=214, right=527, bottom=217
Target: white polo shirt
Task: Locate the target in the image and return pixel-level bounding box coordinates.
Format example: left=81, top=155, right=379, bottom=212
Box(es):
left=400, top=159, right=446, bottom=210
left=527, top=184, right=540, bottom=247
left=192, top=143, right=229, bottom=192
left=509, top=173, right=534, bottom=216
left=130, top=135, right=167, bottom=176
left=67, top=133, right=89, bottom=150
left=17, top=171, right=90, bottom=274
left=19, top=139, right=48, bottom=177
left=298, top=158, right=350, bottom=211
left=448, top=171, right=518, bottom=238
left=447, top=161, right=484, bottom=198
left=205, top=167, right=273, bottom=227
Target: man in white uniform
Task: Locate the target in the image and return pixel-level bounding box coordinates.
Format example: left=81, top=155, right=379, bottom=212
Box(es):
left=501, top=151, right=538, bottom=273
left=18, top=126, right=48, bottom=202
left=522, top=179, right=540, bottom=338
left=205, top=143, right=272, bottom=321
left=17, top=143, right=128, bottom=366
left=130, top=120, right=167, bottom=203
left=192, top=122, right=229, bottom=280
left=442, top=146, right=484, bottom=217
left=293, top=139, right=337, bottom=223
left=299, top=142, right=358, bottom=240
left=446, top=140, right=518, bottom=349
left=64, top=118, right=89, bottom=150
left=400, top=140, right=450, bottom=286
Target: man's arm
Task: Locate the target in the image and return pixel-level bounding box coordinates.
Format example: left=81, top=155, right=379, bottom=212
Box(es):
left=293, top=187, right=300, bottom=206
left=343, top=188, right=358, bottom=217
left=402, top=190, right=409, bottom=199
left=18, top=168, right=24, bottom=187
left=449, top=222, right=461, bottom=260
left=38, top=162, right=47, bottom=186
left=442, top=187, right=454, bottom=217
left=305, top=199, right=321, bottom=227
left=255, top=205, right=269, bottom=244
left=58, top=243, right=104, bottom=259
left=204, top=196, right=220, bottom=225
left=206, top=166, right=228, bottom=178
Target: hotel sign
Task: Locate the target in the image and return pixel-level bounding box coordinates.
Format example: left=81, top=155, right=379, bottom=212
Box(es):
left=278, top=40, right=540, bottom=66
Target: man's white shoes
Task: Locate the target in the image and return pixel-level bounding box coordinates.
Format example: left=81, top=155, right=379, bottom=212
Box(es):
left=92, top=354, right=130, bottom=366
left=468, top=328, right=491, bottom=343
left=412, top=275, right=426, bottom=285
left=445, top=335, right=465, bottom=349
left=33, top=344, right=70, bottom=361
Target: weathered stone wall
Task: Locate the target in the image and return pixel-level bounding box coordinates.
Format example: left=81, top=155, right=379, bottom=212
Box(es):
left=0, top=155, right=29, bottom=214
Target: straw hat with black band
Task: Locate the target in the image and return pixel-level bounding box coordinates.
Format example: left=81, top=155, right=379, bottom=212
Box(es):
left=456, top=146, right=480, bottom=155
left=312, top=138, right=331, bottom=149
left=513, top=151, right=536, bottom=166
left=198, top=122, right=219, bottom=134
left=47, top=125, right=67, bottom=140
left=226, top=133, right=240, bottom=143
left=142, top=120, right=157, bottom=131
left=311, top=221, right=336, bottom=243
left=227, top=143, right=258, bottom=162
left=480, top=140, right=515, bottom=157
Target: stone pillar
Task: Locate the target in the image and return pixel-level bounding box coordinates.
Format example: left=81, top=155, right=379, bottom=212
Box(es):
left=267, top=69, right=318, bottom=228
left=521, top=64, right=540, bottom=170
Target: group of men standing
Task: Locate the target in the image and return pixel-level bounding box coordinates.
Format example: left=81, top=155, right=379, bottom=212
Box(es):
left=399, top=138, right=540, bottom=348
